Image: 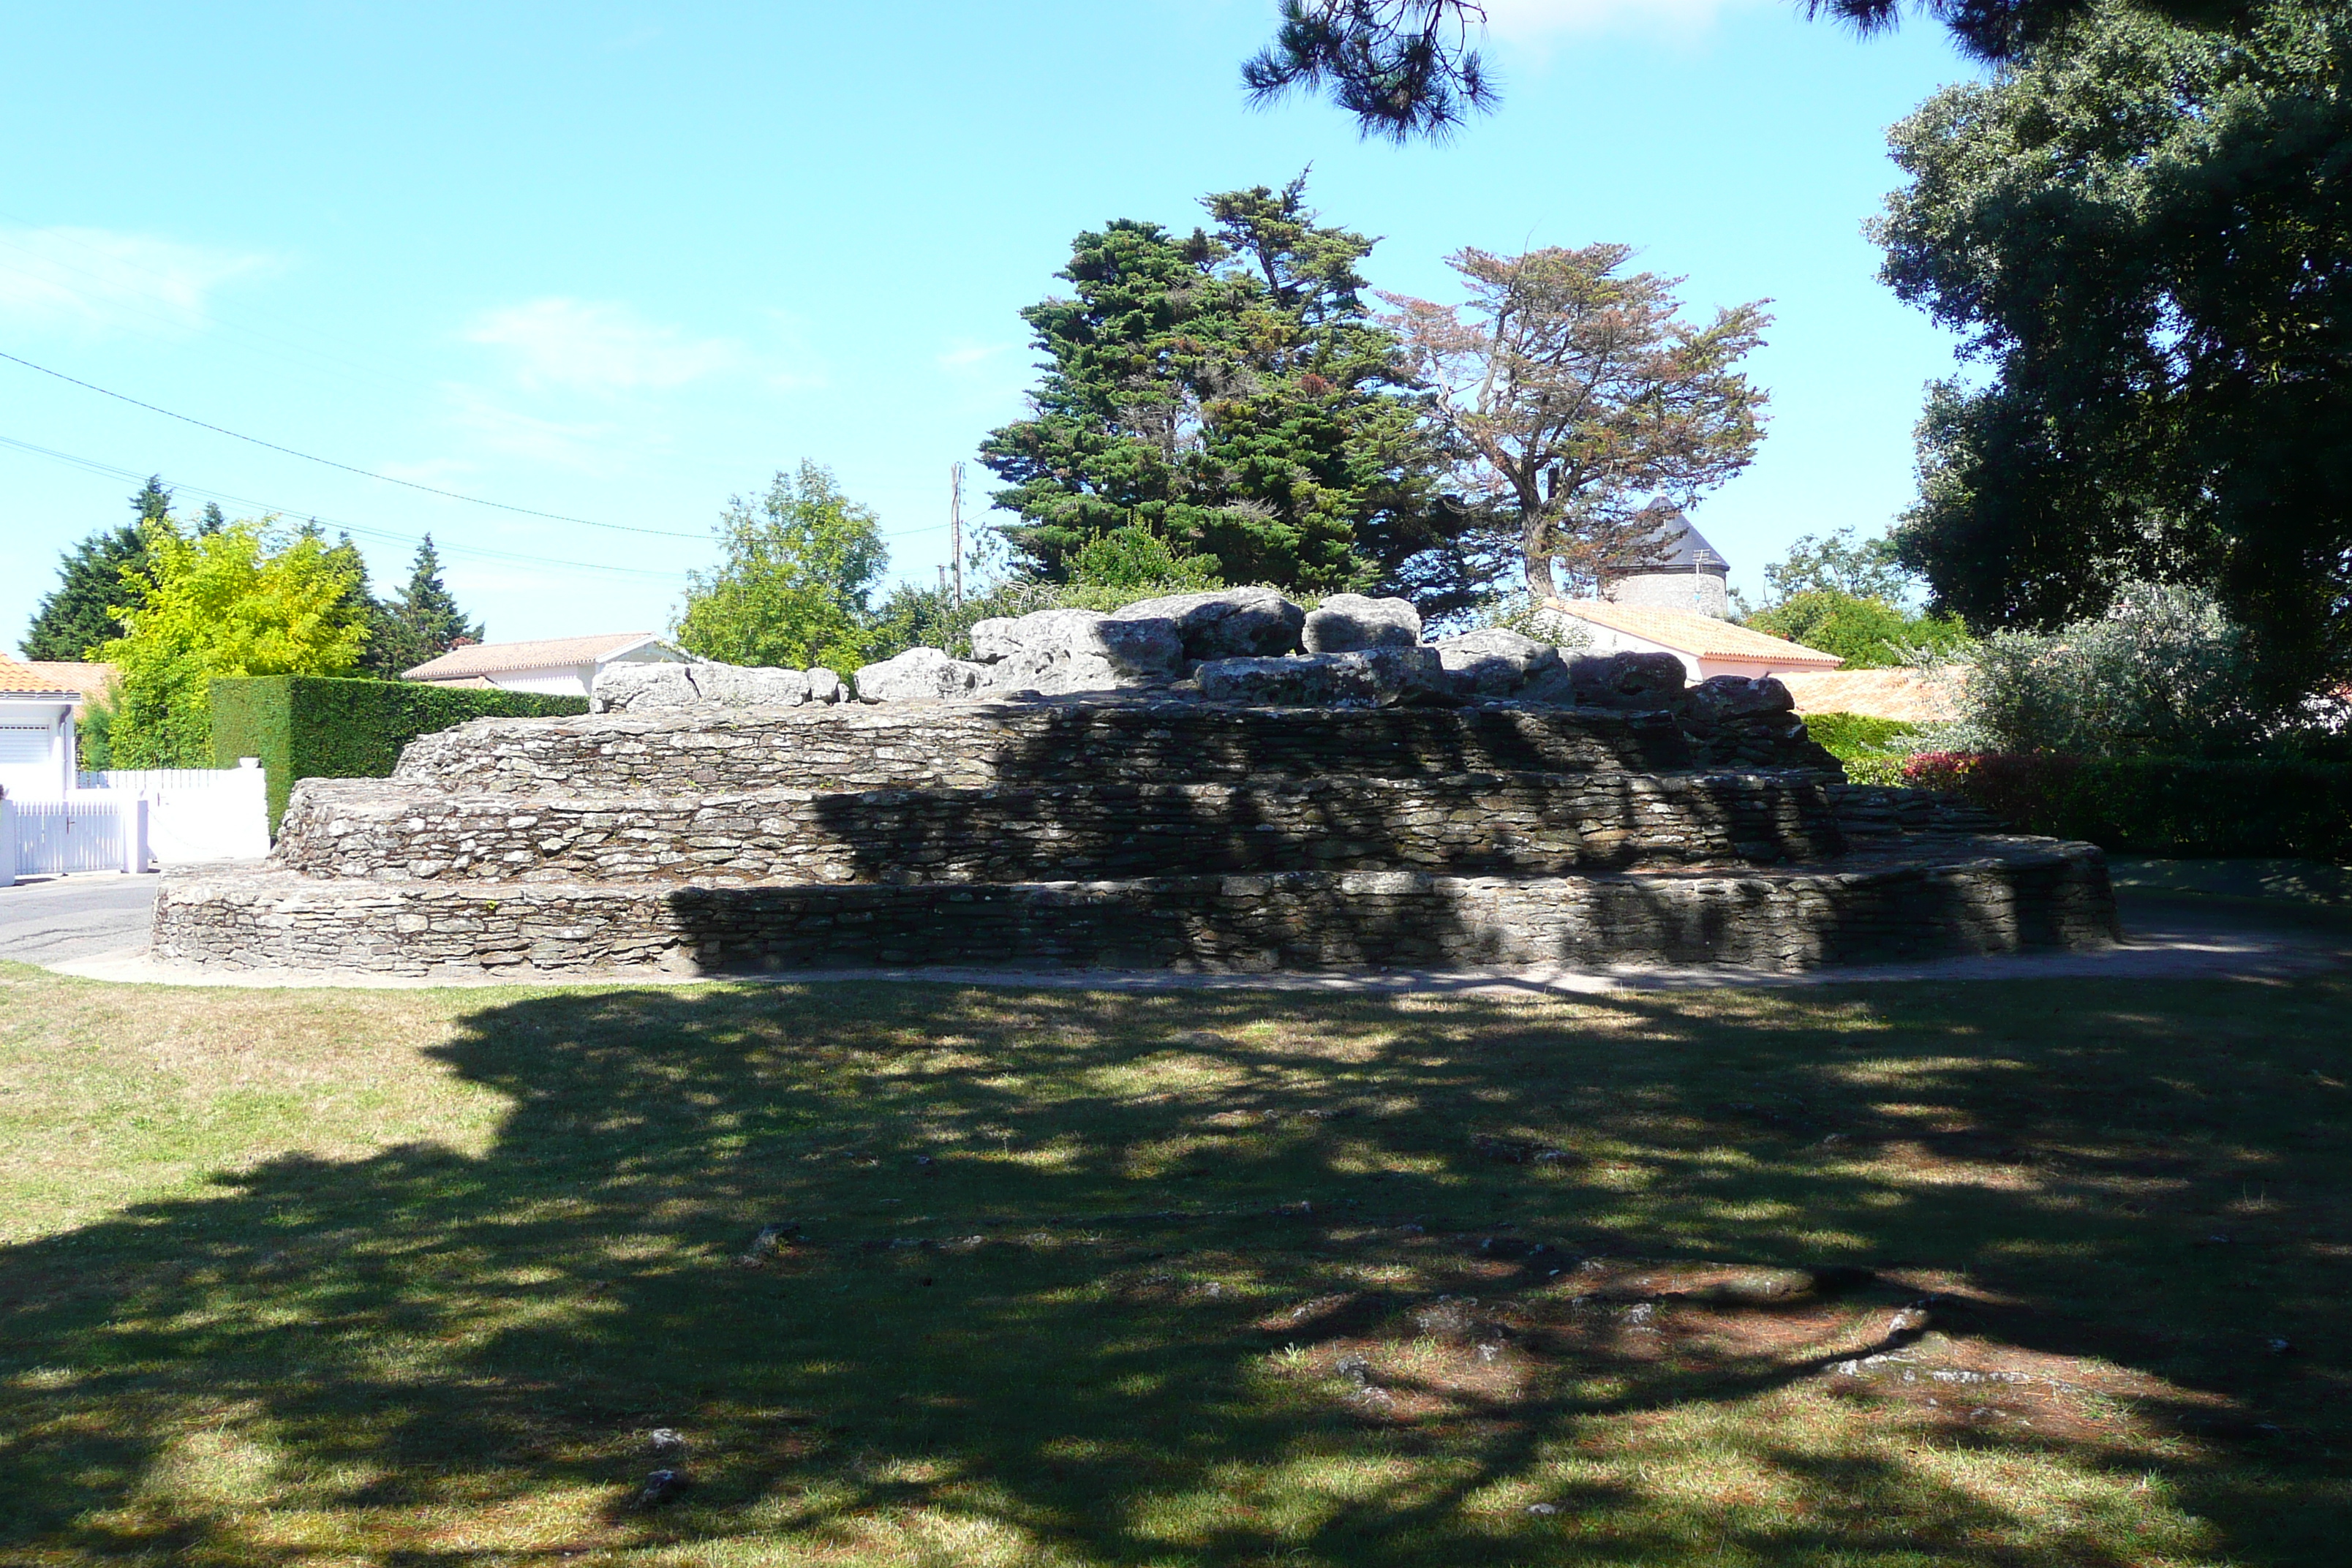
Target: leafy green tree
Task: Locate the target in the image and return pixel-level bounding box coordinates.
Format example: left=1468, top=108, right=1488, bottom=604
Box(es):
left=1383, top=244, right=1770, bottom=600
left=24, top=529, right=149, bottom=660
left=99, top=519, right=371, bottom=766
left=1876, top=1, right=2352, bottom=701
left=674, top=463, right=888, bottom=671
left=362, top=535, right=483, bottom=676
left=20, top=478, right=186, bottom=660
left=981, top=178, right=1474, bottom=613
left=1763, top=527, right=1918, bottom=606
left=1746, top=589, right=1970, bottom=668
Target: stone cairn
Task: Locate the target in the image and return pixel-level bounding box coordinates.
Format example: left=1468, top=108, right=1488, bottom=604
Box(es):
left=154, top=589, right=2117, bottom=978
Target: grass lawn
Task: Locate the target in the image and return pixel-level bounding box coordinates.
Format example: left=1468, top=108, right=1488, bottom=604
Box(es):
left=0, top=961, right=2345, bottom=1567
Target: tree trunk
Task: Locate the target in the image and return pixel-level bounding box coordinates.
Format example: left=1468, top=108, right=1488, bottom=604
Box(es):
left=1520, top=513, right=1559, bottom=600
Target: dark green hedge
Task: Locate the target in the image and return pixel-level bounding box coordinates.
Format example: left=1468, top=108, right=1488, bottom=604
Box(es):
left=211, top=676, right=587, bottom=832
left=1901, top=752, right=2352, bottom=861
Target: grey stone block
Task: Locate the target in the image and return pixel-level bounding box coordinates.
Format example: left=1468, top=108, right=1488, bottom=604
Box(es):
left=1196, top=647, right=1450, bottom=708
left=592, top=663, right=698, bottom=713
left=1303, top=593, right=1422, bottom=653
left=1111, top=587, right=1305, bottom=661
left=690, top=664, right=811, bottom=708
left=853, top=647, right=988, bottom=702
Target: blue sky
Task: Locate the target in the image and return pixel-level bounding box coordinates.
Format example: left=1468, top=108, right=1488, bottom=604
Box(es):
left=0, top=1, right=1975, bottom=656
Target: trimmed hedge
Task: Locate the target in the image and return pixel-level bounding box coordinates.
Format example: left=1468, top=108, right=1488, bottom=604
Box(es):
left=1899, top=752, right=2352, bottom=861
left=212, top=676, right=587, bottom=833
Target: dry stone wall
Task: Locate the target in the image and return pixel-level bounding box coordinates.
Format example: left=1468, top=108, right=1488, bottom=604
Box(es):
left=154, top=840, right=2117, bottom=979
left=272, top=769, right=1844, bottom=887
left=389, top=696, right=1836, bottom=799
left=152, top=683, right=2117, bottom=980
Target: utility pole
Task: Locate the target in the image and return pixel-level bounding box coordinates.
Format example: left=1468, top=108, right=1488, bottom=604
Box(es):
left=949, top=461, right=965, bottom=607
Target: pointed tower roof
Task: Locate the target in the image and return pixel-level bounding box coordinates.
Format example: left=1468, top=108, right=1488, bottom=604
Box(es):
left=1605, top=510, right=1728, bottom=573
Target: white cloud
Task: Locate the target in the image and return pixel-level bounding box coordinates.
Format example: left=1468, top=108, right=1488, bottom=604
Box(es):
left=439, top=385, right=649, bottom=477
left=464, top=298, right=744, bottom=393
left=937, top=338, right=1013, bottom=370
left=1480, top=0, right=1771, bottom=40
left=0, top=225, right=271, bottom=336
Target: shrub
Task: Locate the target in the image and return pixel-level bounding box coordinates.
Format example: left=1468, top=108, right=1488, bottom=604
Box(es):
left=1898, top=750, right=2352, bottom=860
left=1801, top=711, right=1925, bottom=765
left=212, top=676, right=587, bottom=832
left=1067, top=526, right=1223, bottom=592
left=1947, top=583, right=2288, bottom=759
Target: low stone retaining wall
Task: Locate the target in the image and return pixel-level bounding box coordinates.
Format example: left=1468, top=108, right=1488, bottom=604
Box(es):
left=391, top=698, right=1835, bottom=799
left=154, top=838, right=2117, bottom=978
left=274, top=769, right=1845, bottom=885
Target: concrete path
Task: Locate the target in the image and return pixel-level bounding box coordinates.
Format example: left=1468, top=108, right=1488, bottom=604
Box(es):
left=0, top=872, right=163, bottom=965
left=34, top=886, right=2348, bottom=994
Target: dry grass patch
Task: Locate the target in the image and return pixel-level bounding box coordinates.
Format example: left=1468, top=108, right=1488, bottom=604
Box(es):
left=0, top=961, right=2347, bottom=1565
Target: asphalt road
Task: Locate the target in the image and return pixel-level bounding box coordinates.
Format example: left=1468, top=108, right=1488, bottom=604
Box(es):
left=0, top=872, right=161, bottom=964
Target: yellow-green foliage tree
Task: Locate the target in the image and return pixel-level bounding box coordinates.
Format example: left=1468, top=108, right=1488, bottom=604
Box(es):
left=674, top=462, right=888, bottom=673
left=99, top=519, right=370, bottom=766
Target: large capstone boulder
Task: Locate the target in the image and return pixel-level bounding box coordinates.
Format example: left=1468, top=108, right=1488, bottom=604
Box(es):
left=1303, top=593, right=1422, bottom=654
left=1688, top=674, right=1795, bottom=720
left=1196, top=647, right=1450, bottom=708
left=806, top=667, right=844, bottom=704
left=1567, top=651, right=1689, bottom=709
left=968, top=608, right=1183, bottom=695
left=688, top=663, right=812, bottom=708
left=1111, top=587, right=1305, bottom=663
left=1432, top=627, right=1572, bottom=701
left=853, top=647, right=989, bottom=703
left=592, top=662, right=699, bottom=712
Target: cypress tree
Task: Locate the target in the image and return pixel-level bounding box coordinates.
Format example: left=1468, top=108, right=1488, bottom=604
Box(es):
left=20, top=478, right=173, bottom=660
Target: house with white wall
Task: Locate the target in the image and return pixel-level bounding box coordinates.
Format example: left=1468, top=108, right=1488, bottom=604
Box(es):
left=0, top=656, right=78, bottom=801
left=404, top=633, right=688, bottom=697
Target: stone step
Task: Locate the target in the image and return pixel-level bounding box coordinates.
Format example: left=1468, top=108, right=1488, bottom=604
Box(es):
left=390, top=695, right=1836, bottom=797
left=154, top=838, right=2118, bottom=979
left=274, top=770, right=1847, bottom=886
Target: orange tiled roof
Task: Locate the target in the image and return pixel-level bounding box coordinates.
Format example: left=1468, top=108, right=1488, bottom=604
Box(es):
left=403, top=633, right=666, bottom=682
left=0, top=654, right=83, bottom=698
left=1544, top=600, right=1843, bottom=667
left=1777, top=668, right=1963, bottom=723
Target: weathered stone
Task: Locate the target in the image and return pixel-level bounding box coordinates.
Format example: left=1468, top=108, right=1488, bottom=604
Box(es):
left=1689, top=674, right=1796, bottom=720
left=853, top=647, right=988, bottom=703
left=1196, top=648, right=1449, bottom=708
left=153, top=838, right=2119, bottom=979
left=1433, top=628, right=1571, bottom=700
left=689, top=664, right=811, bottom=708
left=1111, top=587, right=1306, bottom=661
left=1567, top=651, right=1689, bottom=709
left=388, top=699, right=1849, bottom=797
left=1303, top=594, right=1422, bottom=654
left=592, top=663, right=698, bottom=713
left=969, top=608, right=1183, bottom=694
left=271, top=768, right=1847, bottom=886
left=806, top=667, right=843, bottom=704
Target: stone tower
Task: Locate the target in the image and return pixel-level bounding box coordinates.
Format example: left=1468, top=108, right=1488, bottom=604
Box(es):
left=1601, top=510, right=1730, bottom=619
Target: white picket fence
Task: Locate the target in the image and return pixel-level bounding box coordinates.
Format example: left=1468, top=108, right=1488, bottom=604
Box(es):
left=1, top=796, right=148, bottom=881
left=2, top=760, right=269, bottom=884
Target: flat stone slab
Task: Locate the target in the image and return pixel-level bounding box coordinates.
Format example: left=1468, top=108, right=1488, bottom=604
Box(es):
left=154, top=837, right=2117, bottom=980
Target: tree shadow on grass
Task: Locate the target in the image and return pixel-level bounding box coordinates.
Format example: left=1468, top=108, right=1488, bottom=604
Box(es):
left=1, top=974, right=2345, bottom=1564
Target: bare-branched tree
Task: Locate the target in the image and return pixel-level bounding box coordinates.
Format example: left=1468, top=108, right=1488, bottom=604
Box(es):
left=1382, top=246, right=1771, bottom=601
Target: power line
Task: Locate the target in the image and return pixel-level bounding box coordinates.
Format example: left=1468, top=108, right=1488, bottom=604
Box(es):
left=0, top=431, right=693, bottom=583
left=0, top=346, right=710, bottom=540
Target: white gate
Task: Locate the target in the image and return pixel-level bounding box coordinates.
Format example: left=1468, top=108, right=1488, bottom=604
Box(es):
left=2, top=797, right=148, bottom=881
left=76, top=761, right=269, bottom=864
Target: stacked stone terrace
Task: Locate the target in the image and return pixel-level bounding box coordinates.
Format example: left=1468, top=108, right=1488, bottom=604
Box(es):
left=154, top=589, right=2117, bottom=978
